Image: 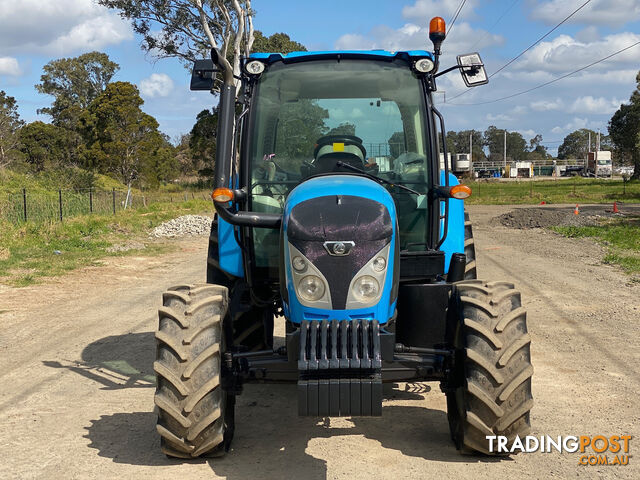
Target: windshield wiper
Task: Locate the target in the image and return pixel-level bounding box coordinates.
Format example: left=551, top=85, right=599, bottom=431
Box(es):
left=335, top=161, right=421, bottom=195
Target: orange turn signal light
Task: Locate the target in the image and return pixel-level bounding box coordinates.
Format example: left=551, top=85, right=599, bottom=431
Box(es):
left=212, top=187, right=234, bottom=203
left=450, top=184, right=472, bottom=199
left=429, top=16, right=446, bottom=36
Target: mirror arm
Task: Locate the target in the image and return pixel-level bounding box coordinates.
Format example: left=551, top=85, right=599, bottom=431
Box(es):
left=434, top=63, right=482, bottom=78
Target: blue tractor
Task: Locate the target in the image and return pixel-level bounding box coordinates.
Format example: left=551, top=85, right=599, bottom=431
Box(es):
left=154, top=17, right=533, bottom=458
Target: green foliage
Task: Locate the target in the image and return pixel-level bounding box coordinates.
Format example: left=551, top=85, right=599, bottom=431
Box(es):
left=557, top=128, right=612, bottom=160
left=18, top=121, right=80, bottom=172
left=327, top=122, right=356, bottom=137
left=0, top=90, right=24, bottom=168
left=609, top=71, right=640, bottom=179
left=252, top=31, right=306, bottom=53
left=447, top=129, right=486, bottom=161
left=189, top=109, right=218, bottom=173
left=464, top=177, right=640, bottom=205
left=35, top=51, right=119, bottom=127
left=81, top=81, right=173, bottom=187
left=275, top=100, right=328, bottom=169
left=0, top=198, right=213, bottom=286
left=388, top=131, right=405, bottom=158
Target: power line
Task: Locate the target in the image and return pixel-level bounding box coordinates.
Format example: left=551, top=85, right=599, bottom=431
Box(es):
left=448, top=40, right=640, bottom=106
left=489, top=0, right=592, bottom=79
left=447, top=0, right=467, bottom=36
left=450, top=0, right=592, bottom=101
left=470, top=0, right=521, bottom=51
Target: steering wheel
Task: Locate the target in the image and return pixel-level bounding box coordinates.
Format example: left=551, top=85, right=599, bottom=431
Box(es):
left=310, top=135, right=367, bottom=174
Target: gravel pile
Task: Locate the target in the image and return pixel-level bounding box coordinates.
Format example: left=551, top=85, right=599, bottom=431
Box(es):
left=151, top=215, right=212, bottom=238
left=495, top=208, right=602, bottom=229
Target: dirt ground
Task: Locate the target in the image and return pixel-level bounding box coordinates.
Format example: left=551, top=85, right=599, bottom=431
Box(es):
left=0, top=204, right=638, bottom=479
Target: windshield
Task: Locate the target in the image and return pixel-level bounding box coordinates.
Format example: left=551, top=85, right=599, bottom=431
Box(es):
left=598, top=160, right=611, bottom=165
left=247, top=59, right=430, bottom=203
left=246, top=58, right=432, bottom=267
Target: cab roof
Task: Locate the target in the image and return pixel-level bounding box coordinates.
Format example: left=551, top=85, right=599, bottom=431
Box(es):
left=249, top=50, right=434, bottom=65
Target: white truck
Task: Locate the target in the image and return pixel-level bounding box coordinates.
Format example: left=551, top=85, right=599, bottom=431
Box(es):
left=587, top=151, right=612, bottom=177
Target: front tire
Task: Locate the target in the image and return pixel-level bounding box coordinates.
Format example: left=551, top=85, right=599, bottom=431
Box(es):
left=464, top=211, right=477, bottom=279
left=154, top=284, right=232, bottom=458
left=447, top=280, right=533, bottom=454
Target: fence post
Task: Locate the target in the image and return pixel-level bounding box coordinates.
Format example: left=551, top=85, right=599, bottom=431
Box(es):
left=184, top=192, right=188, bottom=202
left=112, top=188, right=116, bottom=215
left=89, top=188, right=93, bottom=213
left=58, top=189, right=63, bottom=222
left=22, top=188, right=27, bottom=222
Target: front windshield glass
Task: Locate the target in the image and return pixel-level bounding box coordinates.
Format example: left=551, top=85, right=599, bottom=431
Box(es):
left=248, top=59, right=430, bottom=205
left=246, top=58, right=431, bottom=267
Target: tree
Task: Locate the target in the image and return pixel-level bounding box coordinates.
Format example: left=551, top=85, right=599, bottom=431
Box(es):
left=189, top=108, right=218, bottom=173
left=388, top=131, right=405, bottom=158
left=19, top=121, right=79, bottom=172
left=557, top=128, right=611, bottom=160
left=609, top=71, right=640, bottom=179
left=252, top=31, right=306, bottom=54
left=99, top=0, right=254, bottom=87
left=35, top=52, right=119, bottom=127
left=447, top=129, right=486, bottom=162
left=81, top=82, right=172, bottom=189
left=483, top=126, right=527, bottom=162
left=327, top=122, right=356, bottom=137
left=0, top=91, right=23, bottom=168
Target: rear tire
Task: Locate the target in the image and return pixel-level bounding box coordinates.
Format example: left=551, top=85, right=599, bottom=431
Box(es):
left=447, top=280, right=533, bottom=455
left=464, top=211, right=477, bottom=279
left=207, top=219, right=272, bottom=351
left=155, top=284, right=232, bottom=458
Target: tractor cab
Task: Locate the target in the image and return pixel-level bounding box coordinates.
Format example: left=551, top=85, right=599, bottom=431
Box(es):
left=154, top=17, right=532, bottom=460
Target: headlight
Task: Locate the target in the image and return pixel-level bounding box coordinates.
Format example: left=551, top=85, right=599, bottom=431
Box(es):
left=297, top=275, right=325, bottom=302
left=352, top=275, right=380, bottom=302
left=372, top=256, right=386, bottom=272
left=245, top=60, right=265, bottom=75
left=292, top=256, right=307, bottom=272
left=414, top=58, right=434, bottom=73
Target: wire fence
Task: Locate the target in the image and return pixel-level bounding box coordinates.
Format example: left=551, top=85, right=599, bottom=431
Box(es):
left=1, top=187, right=213, bottom=224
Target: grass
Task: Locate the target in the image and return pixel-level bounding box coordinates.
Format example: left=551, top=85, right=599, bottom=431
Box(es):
left=0, top=198, right=214, bottom=287
left=464, top=177, right=640, bottom=205
left=551, top=217, right=640, bottom=274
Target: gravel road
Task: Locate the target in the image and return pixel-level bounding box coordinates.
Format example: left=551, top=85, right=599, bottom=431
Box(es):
left=0, top=205, right=638, bottom=479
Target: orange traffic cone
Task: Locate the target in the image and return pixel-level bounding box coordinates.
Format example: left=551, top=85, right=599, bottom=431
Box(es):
left=574, top=204, right=580, bottom=215
left=613, top=202, right=619, bottom=213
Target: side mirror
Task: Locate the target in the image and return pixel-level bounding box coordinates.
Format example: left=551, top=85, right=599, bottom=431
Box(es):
left=457, top=53, right=488, bottom=87
left=190, top=59, right=219, bottom=91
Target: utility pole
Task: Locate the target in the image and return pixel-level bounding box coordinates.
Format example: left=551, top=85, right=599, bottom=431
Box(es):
left=503, top=130, right=507, bottom=170
left=469, top=131, right=473, bottom=172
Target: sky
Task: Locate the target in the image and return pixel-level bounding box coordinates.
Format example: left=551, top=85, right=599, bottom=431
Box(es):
left=1, top=0, right=639, bottom=155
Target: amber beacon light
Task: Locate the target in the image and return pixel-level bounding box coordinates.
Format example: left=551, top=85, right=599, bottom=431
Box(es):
left=212, top=187, right=234, bottom=203
left=429, top=16, right=446, bottom=55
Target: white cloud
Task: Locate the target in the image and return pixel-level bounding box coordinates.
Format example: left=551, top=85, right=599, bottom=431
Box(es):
left=530, top=99, right=564, bottom=111
left=550, top=117, right=592, bottom=134
left=486, top=113, right=512, bottom=122
left=568, top=96, right=624, bottom=114
left=512, top=32, right=640, bottom=74
left=402, top=0, right=479, bottom=22
left=519, top=129, right=537, bottom=138
left=0, top=57, right=21, bottom=76
left=530, top=0, right=640, bottom=28
left=0, top=0, right=132, bottom=55
left=140, top=73, right=174, bottom=98
left=335, top=21, right=503, bottom=62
